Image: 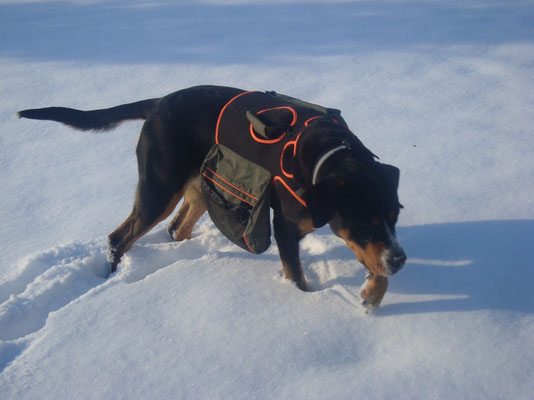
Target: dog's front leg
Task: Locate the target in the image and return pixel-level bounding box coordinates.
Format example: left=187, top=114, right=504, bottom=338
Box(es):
left=273, top=212, right=308, bottom=291
left=360, top=272, right=388, bottom=310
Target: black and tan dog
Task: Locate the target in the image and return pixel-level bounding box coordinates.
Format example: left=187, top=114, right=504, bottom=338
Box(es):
left=19, top=85, right=406, bottom=309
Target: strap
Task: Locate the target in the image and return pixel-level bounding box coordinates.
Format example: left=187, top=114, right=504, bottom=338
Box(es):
left=312, top=145, right=348, bottom=185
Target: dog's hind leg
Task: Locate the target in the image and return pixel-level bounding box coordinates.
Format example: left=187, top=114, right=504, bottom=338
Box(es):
left=167, top=175, right=207, bottom=241
left=107, top=182, right=182, bottom=274
left=106, top=115, right=199, bottom=275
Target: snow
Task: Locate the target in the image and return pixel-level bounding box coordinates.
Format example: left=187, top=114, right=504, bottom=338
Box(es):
left=1, top=0, right=533, bottom=399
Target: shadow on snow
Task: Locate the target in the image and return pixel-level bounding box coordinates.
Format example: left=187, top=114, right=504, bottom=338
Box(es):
left=1, top=1, right=533, bottom=64
left=0, top=218, right=531, bottom=368
left=378, top=219, right=533, bottom=315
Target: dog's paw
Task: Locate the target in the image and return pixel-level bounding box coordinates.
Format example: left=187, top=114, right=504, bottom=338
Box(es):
left=360, top=294, right=380, bottom=314
left=167, top=227, right=177, bottom=241
left=105, top=244, right=119, bottom=277
left=167, top=226, right=192, bottom=242
left=360, top=272, right=388, bottom=313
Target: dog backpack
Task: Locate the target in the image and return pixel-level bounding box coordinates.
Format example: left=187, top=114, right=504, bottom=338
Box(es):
left=201, top=90, right=347, bottom=254
left=200, top=144, right=273, bottom=254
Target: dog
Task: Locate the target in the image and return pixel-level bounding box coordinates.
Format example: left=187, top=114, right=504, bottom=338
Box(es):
left=18, top=85, right=406, bottom=309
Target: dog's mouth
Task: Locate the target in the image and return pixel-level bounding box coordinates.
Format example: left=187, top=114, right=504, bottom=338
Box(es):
left=335, top=227, right=406, bottom=276
left=357, top=244, right=406, bottom=277
left=381, top=247, right=407, bottom=276
left=342, top=236, right=406, bottom=276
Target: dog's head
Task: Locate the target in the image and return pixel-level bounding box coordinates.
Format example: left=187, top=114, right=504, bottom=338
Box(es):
left=308, top=158, right=406, bottom=276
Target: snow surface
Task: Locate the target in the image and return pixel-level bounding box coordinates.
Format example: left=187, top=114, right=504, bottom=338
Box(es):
left=1, top=1, right=533, bottom=399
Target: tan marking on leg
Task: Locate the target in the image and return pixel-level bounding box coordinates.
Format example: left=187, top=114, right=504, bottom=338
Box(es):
left=168, top=175, right=207, bottom=241
left=337, top=228, right=388, bottom=276
left=335, top=228, right=391, bottom=307
left=108, top=190, right=183, bottom=271
left=298, top=217, right=316, bottom=237
left=281, top=260, right=308, bottom=291
left=360, top=274, right=388, bottom=308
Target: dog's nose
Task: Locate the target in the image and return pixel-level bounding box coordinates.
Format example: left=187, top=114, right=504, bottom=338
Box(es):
left=388, top=250, right=406, bottom=274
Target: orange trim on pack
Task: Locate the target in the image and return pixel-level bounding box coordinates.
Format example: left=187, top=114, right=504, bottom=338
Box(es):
left=249, top=125, right=287, bottom=144
left=273, top=176, right=307, bottom=207
left=280, top=130, right=304, bottom=178
left=202, top=173, right=256, bottom=207
left=292, top=131, right=303, bottom=156
left=304, top=116, right=341, bottom=127
left=215, top=91, right=257, bottom=144
left=304, top=116, right=325, bottom=127
left=204, top=166, right=259, bottom=201
left=248, top=106, right=297, bottom=144
left=242, top=233, right=255, bottom=253
left=257, top=106, right=298, bottom=125
left=280, top=141, right=295, bottom=179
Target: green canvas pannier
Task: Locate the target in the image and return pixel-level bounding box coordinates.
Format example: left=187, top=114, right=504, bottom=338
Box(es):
left=200, top=144, right=272, bottom=254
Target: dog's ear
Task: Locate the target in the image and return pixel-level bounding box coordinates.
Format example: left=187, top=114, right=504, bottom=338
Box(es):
left=380, top=163, right=400, bottom=190
left=307, top=178, right=339, bottom=228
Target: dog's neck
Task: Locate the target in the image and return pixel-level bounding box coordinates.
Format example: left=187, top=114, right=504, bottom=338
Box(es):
left=311, top=145, right=349, bottom=185
left=292, top=124, right=377, bottom=189
left=293, top=130, right=345, bottom=185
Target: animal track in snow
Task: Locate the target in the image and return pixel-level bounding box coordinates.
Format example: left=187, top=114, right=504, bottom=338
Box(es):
left=0, top=242, right=108, bottom=342
left=0, top=222, right=241, bottom=346
left=299, top=232, right=366, bottom=293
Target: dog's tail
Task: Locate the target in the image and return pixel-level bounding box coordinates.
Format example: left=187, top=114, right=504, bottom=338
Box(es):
left=17, top=98, right=159, bottom=132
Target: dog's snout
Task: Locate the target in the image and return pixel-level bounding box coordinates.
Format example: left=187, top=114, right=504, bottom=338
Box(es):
left=393, top=253, right=407, bottom=267
left=387, top=250, right=406, bottom=274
